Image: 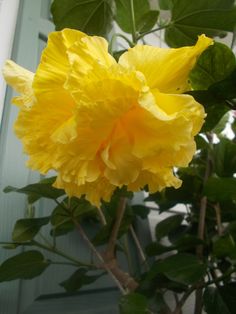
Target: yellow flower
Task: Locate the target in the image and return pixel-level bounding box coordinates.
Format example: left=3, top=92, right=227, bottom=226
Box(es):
left=3, top=29, right=213, bottom=206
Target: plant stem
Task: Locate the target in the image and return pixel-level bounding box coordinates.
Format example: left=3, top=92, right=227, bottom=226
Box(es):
left=97, top=207, right=107, bottom=226
left=172, top=286, right=195, bottom=314
left=130, top=0, right=137, bottom=44
left=106, top=197, right=127, bottom=258
left=109, top=33, right=134, bottom=53
left=32, top=239, right=93, bottom=268
left=130, top=225, right=149, bottom=270
left=195, top=134, right=213, bottom=314
left=49, top=261, right=78, bottom=267
left=214, top=203, right=223, bottom=236
left=73, top=219, right=126, bottom=294
left=137, top=25, right=169, bottom=40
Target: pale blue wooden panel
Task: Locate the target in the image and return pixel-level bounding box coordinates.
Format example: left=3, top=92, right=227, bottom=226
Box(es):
left=23, top=289, right=119, bottom=314
left=0, top=1, right=52, bottom=313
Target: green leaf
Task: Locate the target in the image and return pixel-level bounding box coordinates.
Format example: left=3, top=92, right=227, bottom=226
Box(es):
left=165, top=0, right=236, bottom=47
left=203, top=287, right=231, bottom=314
left=4, top=177, right=65, bottom=204
left=60, top=268, right=101, bottom=292
left=187, top=90, right=229, bottom=132
left=209, top=68, right=236, bottom=102
left=119, top=293, right=149, bottom=314
left=115, top=0, right=157, bottom=34
left=190, top=43, right=236, bottom=90
left=51, top=197, right=96, bottom=226
left=145, top=242, right=176, bottom=256
left=132, top=205, right=150, bottom=219
left=218, top=283, right=236, bottom=313
left=213, top=234, right=236, bottom=259
left=0, top=251, right=50, bottom=282
left=158, top=0, right=173, bottom=10
left=204, top=177, right=236, bottom=201
left=136, top=10, right=159, bottom=33
left=213, top=112, right=231, bottom=135
left=174, top=235, right=205, bottom=251
left=12, top=217, right=50, bottom=242
left=51, top=0, right=114, bottom=36
left=214, top=138, right=236, bottom=177
left=148, top=171, right=202, bottom=210
left=157, top=253, right=207, bottom=285
left=155, top=214, right=184, bottom=240
left=188, top=68, right=236, bottom=131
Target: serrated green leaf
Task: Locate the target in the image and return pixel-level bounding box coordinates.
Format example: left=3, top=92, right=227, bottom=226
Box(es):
left=60, top=268, right=101, bottom=292
left=0, top=251, right=50, bottom=282
left=155, top=214, right=184, bottom=240
left=165, top=0, right=236, bottom=47
left=119, top=293, right=149, bottom=314
left=190, top=43, right=236, bottom=90
left=12, top=217, right=50, bottom=242
left=51, top=0, right=114, bottom=36
left=204, top=177, right=236, bottom=201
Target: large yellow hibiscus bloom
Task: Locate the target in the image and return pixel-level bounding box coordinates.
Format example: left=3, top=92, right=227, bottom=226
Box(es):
left=3, top=29, right=213, bottom=206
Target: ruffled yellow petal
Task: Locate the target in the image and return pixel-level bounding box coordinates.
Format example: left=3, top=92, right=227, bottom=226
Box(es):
left=14, top=99, right=75, bottom=174
left=33, top=28, right=85, bottom=105
left=152, top=90, right=206, bottom=136
left=102, top=121, right=142, bottom=186
left=54, top=175, right=116, bottom=207
left=2, top=60, right=34, bottom=108
left=128, top=169, right=182, bottom=193
left=119, top=34, right=213, bottom=93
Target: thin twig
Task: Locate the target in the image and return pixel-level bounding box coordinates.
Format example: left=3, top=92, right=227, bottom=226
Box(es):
left=214, top=203, right=223, bottom=236
left=195, top=133, right=213, bottom=314
left=130, top=225, right=149, bottom=269
left=172, top=287, right=195, bottom=314
left=73, top=219, right=126, bottom=294
left=137, top=25, right=169, bottom=40
left=106, top=197, right=127, bottom=258
left=97, top=207, right=107, bottom=226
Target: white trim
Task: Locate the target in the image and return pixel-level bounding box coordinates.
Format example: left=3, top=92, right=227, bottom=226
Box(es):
left=0, top=0, right=20, bottom=123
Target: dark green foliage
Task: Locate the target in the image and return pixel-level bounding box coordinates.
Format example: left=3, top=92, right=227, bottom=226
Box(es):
left=115, top=0, right=159, bottom=34
left=165, top=0, right=236, bottom=47
left=0, top=251, right=50, bottom=282
left=203, top=286, right=234, bottom=314
left=190, top=43, right=236, bottom=90
left=119, top=293, right=149, bottom=314
left=12, top=217, right=50, bottom=242
left=4, top=177, right=65, bottom=204
left=60, top=268, right=102, bottom=292
left=51, top=0, right=114, bottom=37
